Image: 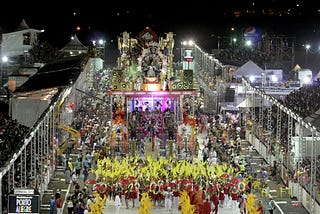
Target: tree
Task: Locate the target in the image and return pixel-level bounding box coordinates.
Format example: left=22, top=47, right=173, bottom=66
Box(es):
left=28, top=41, right=63, bottom=64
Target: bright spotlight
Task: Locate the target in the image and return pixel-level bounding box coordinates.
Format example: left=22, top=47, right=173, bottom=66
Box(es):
left=2, top=56, right=8, bottom=63
left=182, top=40, right=194, bottom=46
left=302, top=76, right=311, bottom=84
left=245, top=40, right=252, bottom=46
left=187, top=40, right=194, bottom=46
left=249, top=76, right=255, bottom=82
left=98, top=39, right=104, bottom=45
left=305, top=44, right=311, bottom=50
left=271, top=75, right=278, bottom=82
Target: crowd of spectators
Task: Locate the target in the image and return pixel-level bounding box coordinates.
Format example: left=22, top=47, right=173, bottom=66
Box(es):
left=214, top=46, right=273, bottom=68
left=259, top=83, right=320, bottom=157
left=0, top=107, right=31, bottom=212
left=283, top=83, right=320, bottom=118
left=0, top=111, right=30, bottom=167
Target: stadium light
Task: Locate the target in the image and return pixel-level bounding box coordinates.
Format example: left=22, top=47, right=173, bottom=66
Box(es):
left=305, top=44, right=311, bottom=68
left=2, top=56, right=8, bottom=63
left=249, top=76, right=255, bottom=82
left=181, top=40, right=194, bottom=46
left=245, top=40, right=252, bottom=47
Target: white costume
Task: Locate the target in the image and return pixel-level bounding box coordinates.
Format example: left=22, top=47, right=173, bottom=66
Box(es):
left=114, top=195, right=121, bottom=214
left=163, top=187, right=173, bottom=211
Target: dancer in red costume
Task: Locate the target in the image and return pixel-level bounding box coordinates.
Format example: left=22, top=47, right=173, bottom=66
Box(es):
left=230, top=187, right=239, bottom=210
left=172, top=185, right=180, bottom=209
left=218, top=190, right=225, bottom=208
left=203, top=198, right=212, bottom=214
left=128, top=181, right=139, bottom=208
left=210, top=191, right=220, bottom=214
left=152, top=185, right=161, bottom=207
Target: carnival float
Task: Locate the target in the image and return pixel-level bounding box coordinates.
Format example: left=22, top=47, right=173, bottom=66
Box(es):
left=108, top=27, right=198, bottom=159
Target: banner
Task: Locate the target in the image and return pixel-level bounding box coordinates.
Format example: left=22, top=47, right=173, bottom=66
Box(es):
left=8, top=189, right=40, bottom=214
left=244, top=26, right=264, bottom=44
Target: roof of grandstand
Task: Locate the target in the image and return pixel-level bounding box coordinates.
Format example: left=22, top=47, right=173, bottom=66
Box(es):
left=14, top=54, right=87, bottom=93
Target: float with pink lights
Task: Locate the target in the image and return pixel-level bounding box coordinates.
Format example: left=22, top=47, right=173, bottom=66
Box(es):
left=109, top=28, right=198, bottom=159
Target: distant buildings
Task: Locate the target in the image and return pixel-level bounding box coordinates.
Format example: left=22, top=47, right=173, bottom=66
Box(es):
left=0, top=19, right=43, bottom=59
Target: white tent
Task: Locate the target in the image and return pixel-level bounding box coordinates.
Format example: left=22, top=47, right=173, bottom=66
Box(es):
left=236, top=96, right=263, bottom=108
left=233, top=60, right=264, bottom=79
left=237, top=98, right=254, bottom=108
left=60, top=34, right=88, bottom=56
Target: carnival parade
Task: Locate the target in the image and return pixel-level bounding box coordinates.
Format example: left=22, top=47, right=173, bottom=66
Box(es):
left=0, top=25, right=316, bottom=214
left=60, top=28, right=267, bottom=214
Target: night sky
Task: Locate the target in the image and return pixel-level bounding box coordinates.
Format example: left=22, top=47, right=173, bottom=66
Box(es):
left=1, top=1, right=320, bottom=51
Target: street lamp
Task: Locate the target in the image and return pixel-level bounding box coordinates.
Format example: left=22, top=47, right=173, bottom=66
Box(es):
left=2, top=56, right=8, bottom=63
left=1, top=56, right=8, bottom=87
left=181, top=40, right=194, bottom=70
left=245, top=40, right=252, bottom=47
left=232, top=37, right=237, bottom=48
left=92, top=39, right=106, bottom=57
left=305, top=44, right=310, bottom=68
left=98, top=39, right=107, bottom=66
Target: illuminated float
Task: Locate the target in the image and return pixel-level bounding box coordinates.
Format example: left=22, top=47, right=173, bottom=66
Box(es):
left=109, top=28, right=198, bottom=159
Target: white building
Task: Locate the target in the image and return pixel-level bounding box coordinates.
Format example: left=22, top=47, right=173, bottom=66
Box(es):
left=0, top=19, right=43, bottom=59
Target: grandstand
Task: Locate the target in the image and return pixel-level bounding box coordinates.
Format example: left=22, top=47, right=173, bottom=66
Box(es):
left=0, top=52, right=98, bottom=212
left=194, top=43, right=320, bottom=213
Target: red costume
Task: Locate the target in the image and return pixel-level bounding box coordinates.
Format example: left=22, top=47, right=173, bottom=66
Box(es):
left=210, top=193, right=219, bottom=214
left=218, top=191, right=225, bottom=201
left=223, top=186, right=229, bottom=195
left=203, top=200, right=212, bottom=214
left=173, top=189, right=180, bottom=197
left=231, top=191, right=238, bottom=201
left=129, top=186, right=138, bottom=199
left=152, top=186, right=161, bottom=201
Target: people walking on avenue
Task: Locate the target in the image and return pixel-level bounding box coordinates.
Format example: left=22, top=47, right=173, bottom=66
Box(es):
left=114, top=194, right=122, bottom=214
left=202, top=145, right=209, bottom=162
left=55, top=197, right=63, bottom=214
left=77, top=199, right=86, bottom=214
left=218, top=189, right=225, bottom=208
left=230, top=188, right=239, bottom=210
left=55, top=189, right=61, bottom=200
left=67, top=196, right=74, bottom=214
left=82, top=167, right=89, bottom=183
left=238, top=193, right=246, bottom=214
left=210, top=191, right=219, bottom=214
left=65, top=166, right=71, bottom=184
left=203, top=198, right=212, bottom=214
left=172, top=185, right=180, bottom=209
left=163, top=186, right=173, bottom=211
left=71, top=172, right=78, bottom=185
left=75, top=159, right=82, bottom=178
left=256, top=200, right=264, bottom=214
left=267, top=198, right=276, bottom=214
left=48, top=195, right=55, bottom=214
left=223, top=184, right=230, bottom=208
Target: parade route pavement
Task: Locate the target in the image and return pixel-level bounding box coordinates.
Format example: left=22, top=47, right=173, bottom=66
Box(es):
left=41, top=132, right=310, bottom=214
left=103, top=198, right=242, bottom=214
